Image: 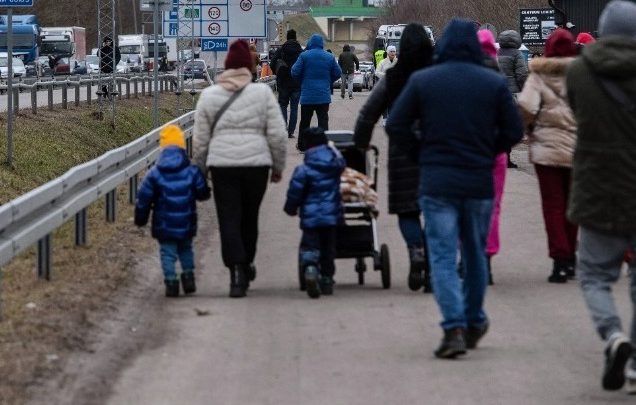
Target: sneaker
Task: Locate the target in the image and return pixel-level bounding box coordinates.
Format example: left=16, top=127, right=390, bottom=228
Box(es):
left=626, top=368, right=636, bottom=395
left=565, top=257, right=576, bottom=280
left=465, top=322, right=489, bottom=349
left=548, top=259, right=568, bottom=283
left=434, top=328, right=467, bottom=359
left=288, top=134, right=295, bottom=139
left=349, top=94, right=353, bottom=99
left=319, top=276, right=334, bottom=295
left=304, top=265, right=321, bottom=299
left=164, top=279, right=180, bottom=297
left=602, top=333, right=633, bottom=390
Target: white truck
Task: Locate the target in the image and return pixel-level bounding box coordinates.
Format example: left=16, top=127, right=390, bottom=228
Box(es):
left=118, top=34, right=149, bottom=72
left=375, top=24, right=435, bottom=54
left=40, top=27, right=87, bottom=73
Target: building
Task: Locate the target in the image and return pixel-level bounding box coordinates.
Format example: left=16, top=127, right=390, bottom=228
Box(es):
left=310, top=0, right=383, bottom=42
left=551, top=0, right=613, bottom=36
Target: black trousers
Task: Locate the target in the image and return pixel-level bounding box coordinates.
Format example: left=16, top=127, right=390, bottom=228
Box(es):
left=300, top=226, right=337, bottom=278
left=298, top=103, right=329, bottom=151
left=210, top=166, right=269, bottom=268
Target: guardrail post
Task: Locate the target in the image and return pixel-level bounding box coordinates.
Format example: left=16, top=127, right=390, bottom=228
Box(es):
left=117, top=81, right=122, bottom=100
left=62, top=83, right=69, bottom=109
left=75, top=84, right=80, bottom=107
left=31, top=86, right=37, bottom=114
left=147, top=78, right=153, bottom=97
left=133, top=79, right=138, bottom=98
left=75, top=209, right=87, bottom=246
left=126, top=80, right=130, bottom=99
left=37, top=234, right=51, bottom=281
left=141, top=79, right=146, bottom=96
left=160, top=77, right=165, bottom=93
left=105, top=190, right=117, bottom=223
left=128, top=174, right=138, bottom=205
left=12, top=88, right=19, bottom=113
left=186, top=137, right=193, bottom=158
left=48, top=84, right=54, bottom=111
left=86, top=82, right=92, bottom=105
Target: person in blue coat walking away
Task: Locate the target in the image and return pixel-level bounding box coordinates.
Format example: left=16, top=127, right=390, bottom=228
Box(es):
left=135, top=125, right=211, bottom=297
left=284, top=128, right=346, bottom=298
left=291, top=34, right=342, bottom=151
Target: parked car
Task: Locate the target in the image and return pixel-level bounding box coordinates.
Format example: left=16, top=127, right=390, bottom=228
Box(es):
left=72, top=60, right=87, bottom=75
left=183, top=59, right=208, bottom=79
left=333, top=69, right=366, bottom=92
left=359, top=61, right=375, bottom=90
left=116, top=60, right=129, bottom=74
left=0, top=53, right=27, bottom=78
left=52, top=57, right=71, bottom=75
left=86, top=55, right=100, bottom=74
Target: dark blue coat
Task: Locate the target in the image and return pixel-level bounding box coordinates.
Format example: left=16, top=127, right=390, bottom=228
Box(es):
left=135, top=147, right=210, bottom=241
left=284, top=144, right=346, bottom=229
left=386, top=19, right=523, bottom=199
left=291, top=34, right=342, bottom=105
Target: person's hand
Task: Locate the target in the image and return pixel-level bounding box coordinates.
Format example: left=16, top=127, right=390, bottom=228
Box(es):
left=270, top=172, right=282, bottom=183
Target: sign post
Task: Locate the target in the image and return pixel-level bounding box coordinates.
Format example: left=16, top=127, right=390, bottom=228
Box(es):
left=1, top=0, right=34, bottom=166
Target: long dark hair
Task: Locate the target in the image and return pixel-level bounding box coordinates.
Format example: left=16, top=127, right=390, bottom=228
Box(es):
left=386, top=23, right=434, bottom=105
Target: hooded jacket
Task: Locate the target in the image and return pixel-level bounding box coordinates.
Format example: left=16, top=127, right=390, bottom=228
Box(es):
left=517, top=57, right=577, bottom=167
left=567, top=36, right=636, bottom=233
left=135, top=147, right=210, bottom=241
left=271, top=38, right=303, bottom=91
left=291, top=34, right=342, bottom=105
left=497, top=30, right=528, bottom=93
left=338, top=45, right=359, bottom=75
left=386, top=19, right=523, bottom=199
left=284, top=144, right=346, bottom=229
left=192, top=67, right=287, bottom=175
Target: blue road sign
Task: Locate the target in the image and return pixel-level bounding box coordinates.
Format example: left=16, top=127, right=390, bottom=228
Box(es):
left=0, top=0, right=33, bottom=6
left=201, top=38, right=228, bottom=52
left=169, top=23, right=178, bottom=36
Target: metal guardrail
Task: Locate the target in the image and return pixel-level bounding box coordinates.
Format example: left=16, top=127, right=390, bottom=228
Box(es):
left=0, top=111, right=196, bottom=278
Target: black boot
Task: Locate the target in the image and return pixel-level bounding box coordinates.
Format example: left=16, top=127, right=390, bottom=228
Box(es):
left=408, top=247, right=425, bottom=291
left=165, top=279, right=180, bottom=297
left=565, top=257, right=576, bottom=280
left=229, top=265, right=247, bottom=298
left=247, top=263, right=257, bottom=282
left=181, top=272, right=196, bottom=295
left=548, top=259, right=568, bottom=283
left=487, top=256, right=494, bottom=286
left=434, top=328, right=467, bottom=359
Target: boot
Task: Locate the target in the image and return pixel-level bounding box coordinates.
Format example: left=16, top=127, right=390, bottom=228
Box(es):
left=165, top=279, right=180, bottom=298
left=565, top=256, right=576, bottom=280
left=247, top=263, right=257, bottom=282
left=487, top=256, right=494, bottom=286
left=229, top=265, right=247, bottom=298
left=407, top=247, right=425, bottom=291
left=304, top=265, right=321, bottom=299
left=548, top=259, right=568, bottom=283
left=434, top=328, right=467, bottom=359
left=319, top=276, right=334, bottom=296
left=181, top=272, right=196, bottom=295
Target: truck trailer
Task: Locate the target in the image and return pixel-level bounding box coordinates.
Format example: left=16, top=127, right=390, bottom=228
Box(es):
left=40, top=26, right=86, bottom=74
left=0, top=14, right=40, bottom=64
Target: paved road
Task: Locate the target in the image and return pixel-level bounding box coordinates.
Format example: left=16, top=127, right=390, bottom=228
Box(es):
left=42, top=91, right=635, bottom=404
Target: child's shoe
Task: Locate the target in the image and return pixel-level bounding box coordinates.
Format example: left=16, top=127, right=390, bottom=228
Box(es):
left=626, top=368, right=636, bottom=395
left=165, top=279, right=180, bottom=297
left=319, top=276, right=334, bottom=295
left=181, top=272, right=196, bottom=295
left=304, top=265, right=321, bottom=299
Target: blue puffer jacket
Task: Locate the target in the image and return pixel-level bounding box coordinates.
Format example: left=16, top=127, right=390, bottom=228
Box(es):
left=135, top=147, right=211, bottom=241
left=284, top=144, right=346, bottom=229
left=291, top=34, right=342, bottom=105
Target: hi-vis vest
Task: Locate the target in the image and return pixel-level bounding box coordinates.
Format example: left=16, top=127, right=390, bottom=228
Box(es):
left=374, top=50, right=385, bottom=68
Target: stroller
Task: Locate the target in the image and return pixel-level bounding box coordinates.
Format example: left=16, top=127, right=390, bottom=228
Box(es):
left=298, top=130, right=391, bottom=290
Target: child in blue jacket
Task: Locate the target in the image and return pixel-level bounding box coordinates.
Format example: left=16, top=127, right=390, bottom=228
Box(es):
left=284, top=127, right=346, bottom=298
left=135, top=125, right=211, bottom=297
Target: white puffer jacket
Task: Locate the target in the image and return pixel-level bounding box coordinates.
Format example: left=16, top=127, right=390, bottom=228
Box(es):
left=193, top=68, right=287, bottom=175
left=517, top=57, right=577, bottom=168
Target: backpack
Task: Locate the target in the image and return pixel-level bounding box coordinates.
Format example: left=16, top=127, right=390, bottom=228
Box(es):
left=275, top=47, right=289, bottom=76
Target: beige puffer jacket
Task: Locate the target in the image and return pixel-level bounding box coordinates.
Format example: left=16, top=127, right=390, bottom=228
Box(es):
left=517, top=57, right=577, bottom=167
left=192, top=68, right=287, bottom=175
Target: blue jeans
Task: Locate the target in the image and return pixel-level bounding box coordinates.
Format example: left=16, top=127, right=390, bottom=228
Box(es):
left=578, top=226, right=636, bottom=367
left=159, top=239, right=195, bottom=281
left=398, top=211, right=425, bottom=249
left=278, top=87, right=300, bottom=136
left=299, top=227, right=337, bottom=278
left=420, top=195, right=493, bottom=330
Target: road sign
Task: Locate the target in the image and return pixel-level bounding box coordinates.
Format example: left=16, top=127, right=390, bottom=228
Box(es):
left=0, top=0, right=33, bottom=6
left=520, top=8, right=556, bottom=46
left=140, top=0, right=172, bottom=12
left=201, top=38, right=228, bottom=52
left=163, top=0, right=266, bottom=39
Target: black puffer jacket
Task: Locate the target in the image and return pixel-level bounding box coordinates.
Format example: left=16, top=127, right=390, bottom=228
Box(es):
left=271, top=39, right=303, bottom=91
left=497, top=30, right=528, bottom=93
left=338, top=46, right=359, bottom=75
left=353, top=77, right=419, bottom=214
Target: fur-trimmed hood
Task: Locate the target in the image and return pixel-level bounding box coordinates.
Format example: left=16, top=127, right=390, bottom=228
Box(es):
left=528, top=56, right=575, bottom=75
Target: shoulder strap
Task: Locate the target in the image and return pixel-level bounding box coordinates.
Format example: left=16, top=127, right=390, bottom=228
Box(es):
left=584, top=59, right=635, bottom=112
left=210, top=86, right=246, bottom=136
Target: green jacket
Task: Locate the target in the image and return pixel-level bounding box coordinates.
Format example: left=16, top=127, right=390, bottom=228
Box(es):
left=566, top=37, right=636, bottom=233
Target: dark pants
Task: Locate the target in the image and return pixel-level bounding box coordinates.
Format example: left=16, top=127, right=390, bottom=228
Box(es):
left=278, top=87, right=301, bottom=136
left=300, top=226, right=337, bottom=278
left=210, top=166, right=270, bottom=268
left=298, top=104, right=329, bottom=151
left=535, top=164, right=578, bottom=260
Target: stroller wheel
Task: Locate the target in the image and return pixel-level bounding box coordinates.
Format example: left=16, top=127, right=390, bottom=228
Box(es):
left=355, top=258, right=366, bottom=285
left=380, top=244, right=391, bottom=289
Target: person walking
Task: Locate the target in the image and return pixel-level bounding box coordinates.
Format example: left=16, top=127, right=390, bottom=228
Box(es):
left=478, top=29, right=507, bottom=286
left=271, top=29, right=303, bottom=139
left=249, top=43, right=260, bottom=82
left=497, top=29, right=528, bottom=169
left=135, top=125, right=211, bottom=297
left=566, top=0, right=636, bottom=392
left=291, top=34, right=341, bottom=152
left=338, top=44, right=359, bottom=100
left=517, top=28, right=579, bottom=284
left=386, top=19, right=523, bottom=359
left=193, top=40, right=287, bottom=298
left=284, top=128, right=346, bottom=299
left=98, top=36, right=121, bottom=97
left=375, top=45, right=398, bottom=126
left=353, top=23, right=434, bottom=293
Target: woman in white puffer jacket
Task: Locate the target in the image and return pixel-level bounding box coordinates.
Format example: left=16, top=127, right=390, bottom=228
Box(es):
left=193, top=40, right=287, bottom=298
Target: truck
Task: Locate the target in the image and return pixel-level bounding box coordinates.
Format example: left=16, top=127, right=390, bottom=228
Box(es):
left=148, top=34, right=168, bottom=70
left=0, top=14, right=40, bottom=65
left=118, top=34, right=149, bottom=72
left=40, top=27, right=86, bottom=74
left=375, top=24, right=435, bottom=54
